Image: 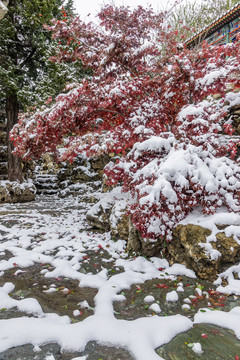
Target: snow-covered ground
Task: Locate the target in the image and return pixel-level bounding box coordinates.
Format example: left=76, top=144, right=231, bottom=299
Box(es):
left=0, top=193, right=240, bottom=359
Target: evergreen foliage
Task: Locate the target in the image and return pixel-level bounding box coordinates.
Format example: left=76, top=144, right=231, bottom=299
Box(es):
left=0, top=0, right=80, bottom=110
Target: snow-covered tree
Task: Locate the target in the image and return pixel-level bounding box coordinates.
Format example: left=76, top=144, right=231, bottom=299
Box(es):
left=11, top=5, right=240, bottom=242
left=0, top=0, right=76, bottom=181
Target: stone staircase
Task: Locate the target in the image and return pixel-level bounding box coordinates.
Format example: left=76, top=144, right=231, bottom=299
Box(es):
left=0, top=122, right=8, bottom=181
left=33, top=171, right=59, bottom=195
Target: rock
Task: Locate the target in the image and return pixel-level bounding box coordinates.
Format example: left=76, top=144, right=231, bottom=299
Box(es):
left=0, top=130, right=7, bottom=145
left=87, top=188, right=163, bottom=256
left=87, top=187, right=130, bottom=237
left=86, top=187, right=125, bottom=232
left=0, top=146, right=7, bottom=161
left=167, top=224, right=240, bottom=280
left=0, top=180, right=36, bottom=203
left=89, top=154, right=111, bottom=172
left=0, top=161, right=7, bottom=174
left=86, top=202, right=112, bottom=232
left=232, top=109, right=240, bottom=116
left=230, top=104, right=240, bottom=111
left=127, top=220, right=163, bottom=256
left=212, top=93, right=222, bottom=100
left=127, top=219, right=142, bottom=253
left=110, top=210, right=129, bottom=240
left=213, top=232, right=240, bottom=263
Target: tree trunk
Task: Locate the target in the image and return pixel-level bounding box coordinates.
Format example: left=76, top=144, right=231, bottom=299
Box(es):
left=6, top=93, right=23, bottom=182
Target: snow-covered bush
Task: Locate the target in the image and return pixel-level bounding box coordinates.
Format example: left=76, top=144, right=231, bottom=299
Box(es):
left=105, top=135, right=240, bottom=241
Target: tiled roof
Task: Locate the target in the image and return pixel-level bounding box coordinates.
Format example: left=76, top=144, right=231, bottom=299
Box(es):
left=185, top=3, right=240, bottom=48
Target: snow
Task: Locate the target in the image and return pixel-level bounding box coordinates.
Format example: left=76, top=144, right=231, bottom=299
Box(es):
left=166, top=291, right=178, bottom=302
left=149, top=303, right=161, bottom=313
left=144, top=295, right=155, bottom=303
left=194, top=307, right=240, bottom=339
left=180, top=207, right=240, bottom=260
left=192, top=342, right=204, bottom=355
left=214, top=263, right=240, bottom=295
left=0, top=193, right=240, bottom=358
left=0, top=196, right=195, bottom=359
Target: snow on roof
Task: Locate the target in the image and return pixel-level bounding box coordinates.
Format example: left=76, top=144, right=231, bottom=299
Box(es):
left=185, top=3, right=240, bottom=48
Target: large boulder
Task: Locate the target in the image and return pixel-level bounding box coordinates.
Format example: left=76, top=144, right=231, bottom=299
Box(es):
left=167, top=224, right=240, bottom=280
left=86, top=187, right=126, bottom=232
left=86, top=187, right=164, bottom=256
left=127, top=219, right=163, bottom=256
left=0, top=180, right=36, bottom=203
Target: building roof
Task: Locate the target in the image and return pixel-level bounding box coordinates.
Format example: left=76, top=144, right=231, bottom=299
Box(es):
left=185, top=3, right=240, bottom=48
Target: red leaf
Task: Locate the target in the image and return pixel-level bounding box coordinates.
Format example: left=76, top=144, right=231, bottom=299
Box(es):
left=155, top=284, right=168, bottom=289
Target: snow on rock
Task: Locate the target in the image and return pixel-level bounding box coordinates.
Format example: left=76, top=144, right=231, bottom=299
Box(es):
left=192, top=342, right=204, bottom=355
left=167, top=264, right=196, bottom=278
left=166, top=290, right=178, bottom=302
left=194, top=307, right=240, bottom=339
left=149, top=303, right=161, bottom=313
left=0, top=180, right=36, bottom=203
left=214, top=263, right=240, bottom=295
left=144, top=295, right=155, bottom=303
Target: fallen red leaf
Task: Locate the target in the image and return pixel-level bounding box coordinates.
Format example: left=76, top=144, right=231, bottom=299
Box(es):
left=156, top=284, right=168, bottom=289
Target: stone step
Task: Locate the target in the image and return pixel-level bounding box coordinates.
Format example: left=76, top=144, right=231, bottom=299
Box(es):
left=34, top=182, right=58, bottom=190
left=34, top=173, right=59, bottom=196
left=34, top=173, right=58, bottom=179
left=36, top=188, right=59, bottom=195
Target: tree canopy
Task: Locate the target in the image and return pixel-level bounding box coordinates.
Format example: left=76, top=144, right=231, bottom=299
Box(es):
left=10, top=5, right=240, bottom=241
left=0, top=0, right=82, bottom=181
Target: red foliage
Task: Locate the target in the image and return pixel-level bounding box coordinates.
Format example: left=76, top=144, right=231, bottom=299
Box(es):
left=10, top=5, right=240, bottom=241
